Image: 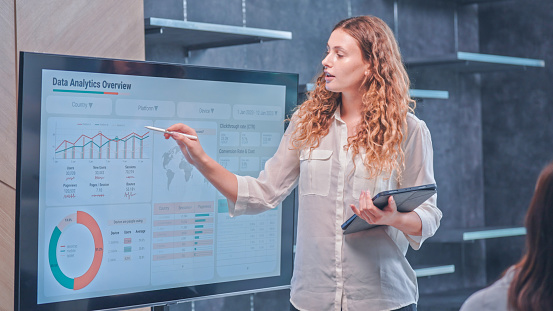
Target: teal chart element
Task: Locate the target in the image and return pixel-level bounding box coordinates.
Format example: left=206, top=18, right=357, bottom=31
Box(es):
left=48, top=211, right=104, bottom=290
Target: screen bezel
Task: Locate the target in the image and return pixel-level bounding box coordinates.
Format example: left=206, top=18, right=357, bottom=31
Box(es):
left=15, top=52, right=297, bottom=311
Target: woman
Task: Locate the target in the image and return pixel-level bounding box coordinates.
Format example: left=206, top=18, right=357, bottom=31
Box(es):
left=460, top=161, right=553, bottom=311
left=166, top=16, right=441, bottom=311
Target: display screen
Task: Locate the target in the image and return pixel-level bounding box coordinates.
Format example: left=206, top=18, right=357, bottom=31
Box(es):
left=16, top=52, right=297, bottom=311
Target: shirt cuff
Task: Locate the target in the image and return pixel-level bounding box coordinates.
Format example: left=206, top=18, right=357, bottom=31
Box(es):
left=406, top=207, right=433, bottom=250
left=228, top=174, right=249, bottom=217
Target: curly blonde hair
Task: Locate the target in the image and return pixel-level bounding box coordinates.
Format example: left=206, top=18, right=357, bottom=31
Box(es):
left=290, top=16, right=415, bottom=180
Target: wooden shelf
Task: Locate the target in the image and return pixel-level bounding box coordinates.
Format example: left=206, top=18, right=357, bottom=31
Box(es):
left=145, top=17, right=292, bottom=51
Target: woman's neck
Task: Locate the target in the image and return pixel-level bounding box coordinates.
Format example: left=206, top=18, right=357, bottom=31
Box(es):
left=340, top=91, right=364, bottom=125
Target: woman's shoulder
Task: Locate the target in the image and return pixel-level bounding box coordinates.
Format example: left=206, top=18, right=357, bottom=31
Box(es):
left=404, top=113, right=431, bottom=142
left=286, top=110, right=302, bottom=126
left=406, top=112, right=426, bottom=130
left=459, top=268, right=515, bottom=311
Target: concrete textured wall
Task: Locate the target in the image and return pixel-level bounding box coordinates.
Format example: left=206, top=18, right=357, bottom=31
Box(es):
left=479, top=0, right=553, bottom=282
left=142, top=0, right=549, bottom=310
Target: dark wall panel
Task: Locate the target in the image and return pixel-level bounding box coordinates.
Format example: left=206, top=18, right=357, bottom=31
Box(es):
left=479, top=0, right=553, bottom=281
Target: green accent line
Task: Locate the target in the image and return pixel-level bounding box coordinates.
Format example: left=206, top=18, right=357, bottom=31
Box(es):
left=457, top=52, right=545, bottom=67
left=195, top=225, right=204, bottom=228
left=49, top=227, right=74, bottom=289
left=195, top=219, right=206, bottom=222
left=195, top=213, right=210, bottom=217
left=414, top=265, right=455, bottom=277
left=463, top=227, right=526, bottom=240
left=409, top=89, right=449, bottom=99
left=195, top=231, right=203, bottom=234
left=53, top=89, right=105, bottom=94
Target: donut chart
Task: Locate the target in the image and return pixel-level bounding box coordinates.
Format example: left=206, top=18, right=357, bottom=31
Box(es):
left=48, top=211, right=103, bottom=290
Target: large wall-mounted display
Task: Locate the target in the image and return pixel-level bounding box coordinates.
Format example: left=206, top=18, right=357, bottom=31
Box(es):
left=16, top=52, right=297, bottom=311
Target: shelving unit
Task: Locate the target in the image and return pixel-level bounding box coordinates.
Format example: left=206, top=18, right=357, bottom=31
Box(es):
left=405, top=51, right=545, bottom=72
left=400, top=2, right=542, bottom=309
left=145, top=17, right=292, bottom=51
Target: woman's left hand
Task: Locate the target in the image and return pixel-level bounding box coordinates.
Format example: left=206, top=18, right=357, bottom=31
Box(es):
left=350, top=190, right=399, bottom=226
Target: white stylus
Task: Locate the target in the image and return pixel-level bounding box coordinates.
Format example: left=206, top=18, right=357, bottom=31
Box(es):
left=144, top=126, right=198, bottom=140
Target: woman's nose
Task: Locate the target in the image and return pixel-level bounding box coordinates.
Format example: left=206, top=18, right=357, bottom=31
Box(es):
left=322, top=55, right=331, bottom=69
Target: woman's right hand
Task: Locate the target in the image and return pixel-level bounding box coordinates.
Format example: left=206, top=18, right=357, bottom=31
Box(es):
left=165, top=123, right=208, bottom=169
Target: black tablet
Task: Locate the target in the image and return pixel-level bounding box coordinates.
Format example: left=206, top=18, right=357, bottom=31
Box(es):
left=341, top=184, right=437, bottom=235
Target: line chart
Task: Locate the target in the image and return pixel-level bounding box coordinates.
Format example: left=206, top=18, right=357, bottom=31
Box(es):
left=55, top=131, right=151, bottom=160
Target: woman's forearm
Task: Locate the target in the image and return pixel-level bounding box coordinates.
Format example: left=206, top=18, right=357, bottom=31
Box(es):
left=195, top=155, right=238, bottom=204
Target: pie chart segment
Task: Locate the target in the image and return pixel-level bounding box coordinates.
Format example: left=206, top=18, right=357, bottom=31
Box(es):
left=48, top=211, right=103, bottom=290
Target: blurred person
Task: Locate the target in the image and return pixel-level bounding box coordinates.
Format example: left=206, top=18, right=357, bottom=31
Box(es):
left=166, top=16, right=441, bottom=311
left=460, top=161, right=553, bottom=311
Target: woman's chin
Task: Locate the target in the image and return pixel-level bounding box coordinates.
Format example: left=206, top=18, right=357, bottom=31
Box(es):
left=324, top=84, right=339, bottom=93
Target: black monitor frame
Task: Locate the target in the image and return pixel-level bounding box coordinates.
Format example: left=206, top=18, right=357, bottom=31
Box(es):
left=15, top=52, right=297, bottom=311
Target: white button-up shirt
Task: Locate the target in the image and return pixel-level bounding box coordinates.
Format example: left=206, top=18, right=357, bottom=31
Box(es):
left=229, top=109, right=441, bottom=311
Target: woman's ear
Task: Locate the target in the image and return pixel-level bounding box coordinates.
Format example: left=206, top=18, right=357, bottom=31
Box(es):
left=364, top=65, right=371, bottom=76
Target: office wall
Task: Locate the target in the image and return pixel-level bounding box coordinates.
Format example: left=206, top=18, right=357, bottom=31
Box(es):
left=1, top=0, right=145, bottom=310
left=16, top=1, right=144, bottom=61
left=0, top=0, right=16, bottom=189
left=0, top=0, right=17, bottom=309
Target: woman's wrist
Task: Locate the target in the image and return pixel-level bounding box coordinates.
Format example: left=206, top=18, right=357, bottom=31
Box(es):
left=389, top=211, right=406, bottom=229
left=194, top=154, right=213, bottom=171
left=390, top=212, right=422, bottom=236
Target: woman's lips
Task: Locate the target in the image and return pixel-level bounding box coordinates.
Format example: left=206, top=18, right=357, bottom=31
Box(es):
left=325, top=72, right=335, bottom=82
